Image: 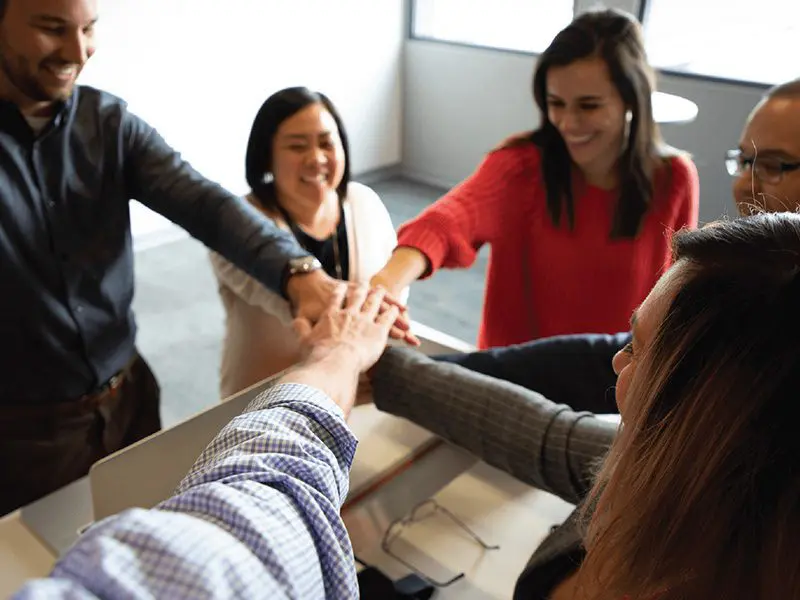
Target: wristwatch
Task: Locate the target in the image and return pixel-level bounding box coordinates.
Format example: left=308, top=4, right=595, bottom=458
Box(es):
left=287, top=255, right=322, bottom=276
left=281, top=255, right=323, bottom=298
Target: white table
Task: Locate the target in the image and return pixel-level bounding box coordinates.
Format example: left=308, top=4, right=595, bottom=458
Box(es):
left=0, top=320, right=478, bottom=596
left=0, top=321, right=620, bottom=598
left=345, top=460, right=576, bottom=598
left=0, top=514, right=56, bottom=599
left=344, top=414, right=621, bottom=598
left=653, top=91, right=698, bottom=124
left=0, top=418, right=619, bottom=600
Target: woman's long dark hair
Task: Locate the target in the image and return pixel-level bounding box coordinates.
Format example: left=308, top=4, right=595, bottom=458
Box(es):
left=531, top=9, right=667, bottom=238
left=244, top=86, right=351, bottom=213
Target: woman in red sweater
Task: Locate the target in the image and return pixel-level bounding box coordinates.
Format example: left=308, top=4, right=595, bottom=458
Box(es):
left=373, top=9, right=699, bottom=350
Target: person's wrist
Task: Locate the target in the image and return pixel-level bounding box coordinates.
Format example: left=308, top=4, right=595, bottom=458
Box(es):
left=283, top=256, right=323, bottom=301
left=307, top=342, right=363, bottom=373
left=284, top=271, right=305, bottom=303
left=285, top=344, right=362, bottom=418
left=285, top=267, right=324, bottom=305
left=370, top=272, right=397, bottom=297
left=390, top=247, right=429, bottom=283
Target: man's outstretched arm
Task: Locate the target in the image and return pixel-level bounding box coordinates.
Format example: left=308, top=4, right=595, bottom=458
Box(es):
left=14, top=286, right=398, bottom=600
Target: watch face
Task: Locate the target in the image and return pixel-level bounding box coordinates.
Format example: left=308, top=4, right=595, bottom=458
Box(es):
left=289, top=256, right=321, bottom=274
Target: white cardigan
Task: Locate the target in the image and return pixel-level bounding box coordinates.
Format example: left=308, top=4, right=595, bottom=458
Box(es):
left=209, top=182, right=405, bottom=399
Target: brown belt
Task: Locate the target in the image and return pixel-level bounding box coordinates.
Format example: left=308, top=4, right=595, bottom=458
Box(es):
left=0, top=354, right=139, bottom=421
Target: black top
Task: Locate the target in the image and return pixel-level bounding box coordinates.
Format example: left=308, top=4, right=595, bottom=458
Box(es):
left=0, top=86, right=308, bottom=405
left=288, top=206, right=350, bottom=282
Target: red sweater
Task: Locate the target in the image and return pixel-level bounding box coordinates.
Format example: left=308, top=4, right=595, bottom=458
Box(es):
left=397, top=144, right=699, bottom=349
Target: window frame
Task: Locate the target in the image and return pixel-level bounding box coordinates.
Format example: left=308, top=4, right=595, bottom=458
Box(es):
left=638, top=0, right=777, bottom=88
left=407, top=0, right=774, bottom=91
left=407, top=0, right=577, bottom=58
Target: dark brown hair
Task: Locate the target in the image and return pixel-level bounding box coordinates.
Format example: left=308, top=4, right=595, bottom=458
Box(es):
left=579, top=213, right=800, bottom=598
left=531, top=8, right=667, bottom=238
left=245, top=86, right=350, bottom=214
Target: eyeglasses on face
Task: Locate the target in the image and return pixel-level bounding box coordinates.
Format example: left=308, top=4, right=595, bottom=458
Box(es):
left=725, top=148, right=800, bottom=184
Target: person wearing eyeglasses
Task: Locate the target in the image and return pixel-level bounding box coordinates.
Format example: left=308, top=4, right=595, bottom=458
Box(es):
left=13, top=216, right=800, bottom=600
left=432, top=76, right=800, bottom=416
left=729, top=78, right=800, bottom=215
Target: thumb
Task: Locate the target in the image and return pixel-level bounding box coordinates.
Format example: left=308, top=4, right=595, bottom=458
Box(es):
left=292, top=317, right=313, bottom=338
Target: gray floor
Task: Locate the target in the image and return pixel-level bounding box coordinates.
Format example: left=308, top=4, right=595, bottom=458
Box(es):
left=133, top=177, right=488, bottom=426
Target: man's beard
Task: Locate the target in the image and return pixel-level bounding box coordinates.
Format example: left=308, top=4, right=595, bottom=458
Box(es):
left=0, top=41, right=73, bottom=103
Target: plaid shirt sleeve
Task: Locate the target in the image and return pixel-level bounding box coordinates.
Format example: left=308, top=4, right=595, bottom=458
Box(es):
left=12, top=383, right=360, bottom=600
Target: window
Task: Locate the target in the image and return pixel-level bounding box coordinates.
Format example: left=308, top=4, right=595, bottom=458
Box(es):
left=643, top=0, right=800, bottom=85
left=411, top=0, right=575, bottom=55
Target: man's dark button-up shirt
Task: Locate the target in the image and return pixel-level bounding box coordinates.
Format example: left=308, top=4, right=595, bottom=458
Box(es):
left=0, top=86, right=307, bottom=404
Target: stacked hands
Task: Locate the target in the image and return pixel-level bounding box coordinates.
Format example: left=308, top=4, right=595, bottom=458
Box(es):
left=290, top=283, right=407, bottom=410
left=286, top=271, right=420, bottom=347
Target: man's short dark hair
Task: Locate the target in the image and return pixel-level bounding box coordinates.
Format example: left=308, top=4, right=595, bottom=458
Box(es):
left=766, top=78, right=800, bottom=99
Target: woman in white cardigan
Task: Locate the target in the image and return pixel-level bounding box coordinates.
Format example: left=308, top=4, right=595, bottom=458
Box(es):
left=210, top=87, right=406, bottom=399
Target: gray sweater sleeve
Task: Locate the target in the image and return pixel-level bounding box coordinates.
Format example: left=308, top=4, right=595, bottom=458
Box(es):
left=371, top=347, right=617, bottom=505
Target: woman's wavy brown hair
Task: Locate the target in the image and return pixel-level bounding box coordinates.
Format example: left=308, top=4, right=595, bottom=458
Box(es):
left=530, top=8, right=669, bottom=239
left=578, top=213, right=800, bottom=599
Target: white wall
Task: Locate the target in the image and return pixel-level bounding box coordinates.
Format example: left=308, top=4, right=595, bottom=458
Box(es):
left=402, top=41, right=536, bottom=189
left=77, top=0, right=404, bottom=243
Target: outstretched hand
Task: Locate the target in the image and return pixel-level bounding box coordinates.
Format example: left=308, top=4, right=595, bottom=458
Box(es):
left=287, top=270, right=419, bottom=346
left=293, top=285, right=400, bottom=374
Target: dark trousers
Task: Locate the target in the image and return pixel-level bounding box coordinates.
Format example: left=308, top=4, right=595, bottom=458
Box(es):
left=0, top=353, right=161, bottom=517
left=435, top=332, right=631, bottom=414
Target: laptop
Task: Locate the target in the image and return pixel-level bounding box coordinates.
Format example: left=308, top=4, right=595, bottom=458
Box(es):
left=89, top=378, right=267, bottom=520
